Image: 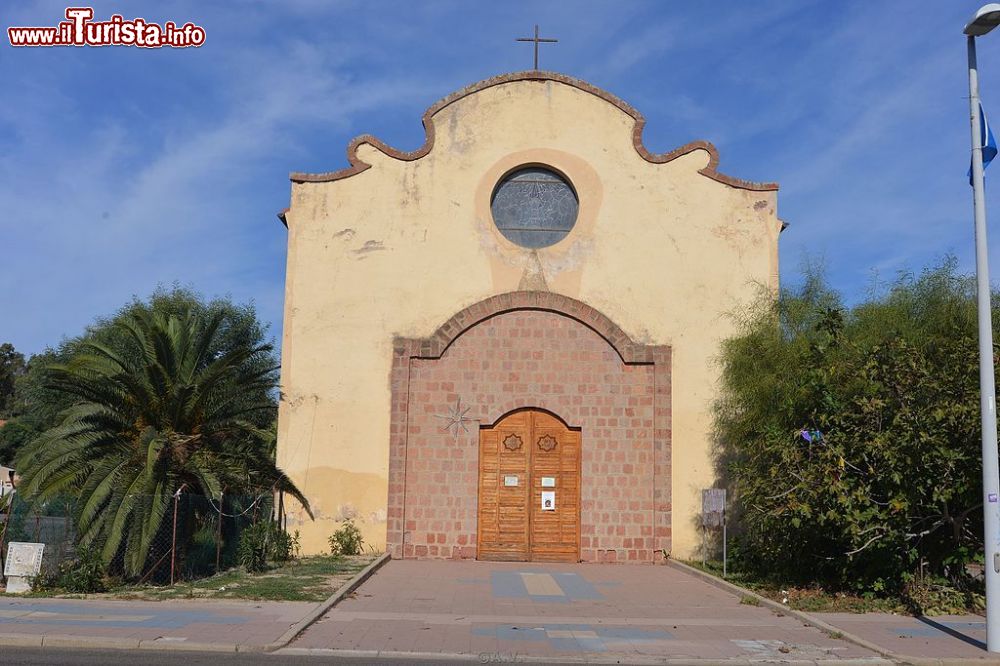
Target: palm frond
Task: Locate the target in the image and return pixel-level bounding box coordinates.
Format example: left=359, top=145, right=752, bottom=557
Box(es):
left=16, top=306, right=307, bottom=578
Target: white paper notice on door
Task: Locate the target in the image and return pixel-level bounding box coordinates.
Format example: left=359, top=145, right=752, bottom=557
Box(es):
left=541, top=491, right=555, bottom=511
left=541, top=476, right=555, bottom=487
left=504, top=475, right=518, bottom=487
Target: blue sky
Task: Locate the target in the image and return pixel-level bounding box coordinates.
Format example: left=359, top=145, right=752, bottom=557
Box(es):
left=2, top=1, right=999, bottom=356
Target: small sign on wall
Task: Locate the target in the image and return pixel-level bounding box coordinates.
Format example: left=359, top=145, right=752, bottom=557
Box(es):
left=541, top=491, right=556, bottom=510
left=701, top=488, right=726, bottom=528
left=541, top=477, right=555, bottom=487
left=701, top=487, right=728, bottom=576
left=504, top=475, right=519, bottom=487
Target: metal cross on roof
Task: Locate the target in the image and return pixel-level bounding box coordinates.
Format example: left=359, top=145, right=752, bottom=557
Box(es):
left=516, top=25, right=558, bottom=70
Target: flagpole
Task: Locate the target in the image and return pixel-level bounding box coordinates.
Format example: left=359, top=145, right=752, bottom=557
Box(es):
left=968, top=33, right=1000, bottom=653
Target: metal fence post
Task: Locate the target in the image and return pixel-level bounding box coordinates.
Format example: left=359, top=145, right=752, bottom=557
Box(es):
left=722, top=509, right=727, bottom=578
left=0, top=493, right=14, bottom=579
left=215, top=489, right=224, bottom=573
left=170, top=484, right=186, bottom=586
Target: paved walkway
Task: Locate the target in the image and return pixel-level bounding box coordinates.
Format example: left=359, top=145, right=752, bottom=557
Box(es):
left=0, top=596, right=313, bottom=650
left=0, top=563, right=993, bottom=662
left=289, top=560, right=883, bottom=662
left=815, top=612, right=989, bottom=661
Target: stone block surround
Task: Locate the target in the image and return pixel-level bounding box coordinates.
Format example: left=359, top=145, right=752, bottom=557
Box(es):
left=387, top=292, right=671, bottom=563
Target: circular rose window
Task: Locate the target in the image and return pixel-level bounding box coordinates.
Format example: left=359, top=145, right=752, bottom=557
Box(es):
left=490, top=167, right=578, bottom=248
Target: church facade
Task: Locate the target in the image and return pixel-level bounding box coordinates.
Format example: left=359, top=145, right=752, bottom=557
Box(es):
left=276, top=72, right=781, bottom=563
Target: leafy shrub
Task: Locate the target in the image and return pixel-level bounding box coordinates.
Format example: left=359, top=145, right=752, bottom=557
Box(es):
left=716, top=259, right=989, bottom=595
left=903, top=579, right=986, bottom=616
left=36, top=547, right=109, bottom=593
left=270, top=527, right=300, bottom=563
left=238, top=522, right=268, bottom=573
left=328, top=519, right=364, bottom=556
left=237, top=521, right=298, bottom=573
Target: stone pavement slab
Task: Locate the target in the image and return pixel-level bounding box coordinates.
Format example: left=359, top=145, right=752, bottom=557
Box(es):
left=0, top=596, right=314, bottom=650
left=815, top=612, right=991, bottom=661
left=292, top=559, right=885, bottom=662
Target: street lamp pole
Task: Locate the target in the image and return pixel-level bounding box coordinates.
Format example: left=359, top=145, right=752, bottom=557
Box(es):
left=966, top=4, right=1000, bottom=653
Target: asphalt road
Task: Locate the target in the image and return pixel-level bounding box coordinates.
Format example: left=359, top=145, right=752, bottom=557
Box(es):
left=1, top=647, right=558, bottom=665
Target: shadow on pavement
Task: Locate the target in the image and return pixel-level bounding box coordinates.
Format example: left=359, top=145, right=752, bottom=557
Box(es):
left=915, top=616, right=986, bottom=651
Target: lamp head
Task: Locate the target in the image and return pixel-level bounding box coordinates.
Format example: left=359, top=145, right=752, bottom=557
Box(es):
left=966, top=3, right=1000, bottom=36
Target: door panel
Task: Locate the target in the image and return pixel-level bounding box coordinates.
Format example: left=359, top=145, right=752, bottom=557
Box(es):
left=477, top=411, right=530, bottom=561
left=477, top=409, right=579, bottom=562
left=529, top=412, right=580, bottom=562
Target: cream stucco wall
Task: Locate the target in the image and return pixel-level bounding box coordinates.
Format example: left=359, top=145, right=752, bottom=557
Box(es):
left=276, top=74, right=781, bottom=558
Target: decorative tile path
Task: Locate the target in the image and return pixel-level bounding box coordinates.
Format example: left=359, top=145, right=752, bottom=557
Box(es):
left=291, top=560, right=884, bottom=661
left=471, top=622, right=673, bottom=653
left=0, top=597, right=311, bottom=648
left=0, top=601, right=249, bottom=628
left=0, top=564, right=991, bottom=661
left=490, top=570, right=605, bottom=601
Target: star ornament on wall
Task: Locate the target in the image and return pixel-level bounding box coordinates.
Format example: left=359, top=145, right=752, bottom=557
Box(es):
left=434, top=398, right=480, bottom=436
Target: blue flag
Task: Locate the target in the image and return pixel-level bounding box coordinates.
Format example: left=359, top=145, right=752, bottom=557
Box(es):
left=970, top=102, right=998, bottom=185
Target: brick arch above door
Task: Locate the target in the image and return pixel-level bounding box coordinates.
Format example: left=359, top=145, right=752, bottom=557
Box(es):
left=386, top=291, right=672, bottom=563
left=397, top=291, right=661, bottom=364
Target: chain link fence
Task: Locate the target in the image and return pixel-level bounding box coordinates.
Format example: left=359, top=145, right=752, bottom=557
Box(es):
left=0, top=495, right=76, bottom=575
left=0, top=490, right=279, bottom=586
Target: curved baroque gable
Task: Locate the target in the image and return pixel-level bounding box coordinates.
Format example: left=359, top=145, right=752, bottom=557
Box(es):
left=289, top=71, right=778, bottom=192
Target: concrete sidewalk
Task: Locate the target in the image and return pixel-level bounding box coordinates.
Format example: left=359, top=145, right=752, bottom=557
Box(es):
left=0, top=560, right=994, bottom=663
left=815, top=612, right=989, bottom=662
left=287, top=559, right=886, bottom=662
left=0, top=596, right=313, bottom=651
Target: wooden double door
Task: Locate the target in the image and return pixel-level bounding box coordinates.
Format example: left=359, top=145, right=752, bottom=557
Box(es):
left=477, top=409, right=580, bottom=562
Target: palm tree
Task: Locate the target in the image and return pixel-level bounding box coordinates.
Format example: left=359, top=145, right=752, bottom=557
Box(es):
left=15, top=309, right=310, bottom=576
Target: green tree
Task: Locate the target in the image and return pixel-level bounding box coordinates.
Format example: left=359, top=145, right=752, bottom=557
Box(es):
left=0, top=342, right=26, bottom=417
left=0, top=349, right=71, bottom=465
left=15, top=306, right=310, bottom=577
left=1, top=286, right=276, bottom=467
left=0, top=420, right=36, bottom=466
left=716, top=258, right=985, bottom=593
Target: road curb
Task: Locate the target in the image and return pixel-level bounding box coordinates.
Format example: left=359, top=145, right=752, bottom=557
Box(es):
left=666, top=559, right=980, bottom=666
left=275, top=646, right=893, bottom=664
left=0, top=634, right=247, bottom=653
left=0, top=632, right=43, bottom=647
left=138, top=639, right=240, bottom=652
left=0, top=632, right=249, bottom=653
left=264, top=550, right=391, bottom=652
left=40, top=635, right=141, bottom=650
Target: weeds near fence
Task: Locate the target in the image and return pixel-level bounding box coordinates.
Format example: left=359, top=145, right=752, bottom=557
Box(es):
left=1, top=489, right=300, bottom=591
left=117, top=554, right=375, bottom=602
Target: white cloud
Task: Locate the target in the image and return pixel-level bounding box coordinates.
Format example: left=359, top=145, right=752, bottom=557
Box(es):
left=0, top=10, right=429, bottom=354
